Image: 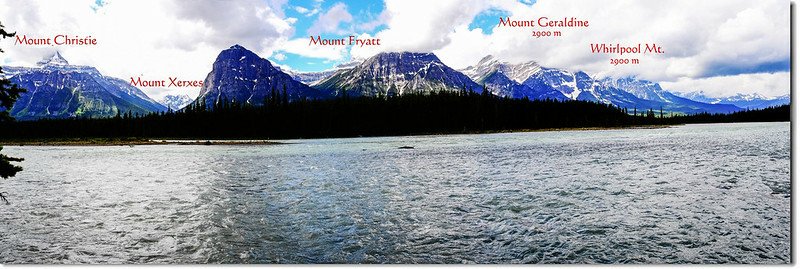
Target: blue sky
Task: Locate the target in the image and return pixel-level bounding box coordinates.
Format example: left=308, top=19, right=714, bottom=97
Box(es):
left=1, top=0, right=788, bottom=99
left=272, top=0, right=389, bottom=72
left=83, top=0, right=795, bottom=78
left=272, top=0, right=519, bottom=72
left=468, top=8, right=510, bottom=34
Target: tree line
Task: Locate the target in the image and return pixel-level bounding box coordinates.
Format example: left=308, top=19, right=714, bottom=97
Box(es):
left=0, top=87, right=789, bottom=141
left=1, top=89, right=648, bottom=140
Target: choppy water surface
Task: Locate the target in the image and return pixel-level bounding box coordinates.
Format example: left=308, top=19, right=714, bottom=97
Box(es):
left=0, top=122, right=790, bottom=264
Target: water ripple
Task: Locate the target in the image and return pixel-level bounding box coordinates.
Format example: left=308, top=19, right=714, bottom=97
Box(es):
left=0, top=122, right=790, bottom=264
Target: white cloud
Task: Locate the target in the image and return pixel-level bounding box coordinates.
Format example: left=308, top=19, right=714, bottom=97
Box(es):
left=366, top=0, right=490, bottom=53
left=349, top=0, right=788, bottom=98
left=660, top=72, right=789, bottom=99
left=307, top=2, right=353, bottom=35
left=0, top=0, right=294, bottom=100
left=294, top=6, right=310, bottom=14
left=357, top=9, right=390, bottom=31
left=273, top=53, right=286, bottom=61
left=300, top=1, right=324, bottom=17
left=280, top=37, right=348, bottom=61
left=292, top=4, right=321, bottom=17
left=266, top=0, right=289, bottom=17
left=0, top=0, right=788, bottom=100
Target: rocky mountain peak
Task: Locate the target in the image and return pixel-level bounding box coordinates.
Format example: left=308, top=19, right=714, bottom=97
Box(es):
left=36, top=51, right=69, bottom=67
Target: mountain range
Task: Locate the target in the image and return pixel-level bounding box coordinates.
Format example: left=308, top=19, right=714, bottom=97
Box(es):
left=3, top=52, right=166, bottom=120
left=461, top=55, right=567, bottom=100
left=4, top=46, right=787, bottom=120
left=460, top=55, right=741, bottom=114
left=159, top=94, right=194, bottom=110
left=676, top=92, right=789, bottom=110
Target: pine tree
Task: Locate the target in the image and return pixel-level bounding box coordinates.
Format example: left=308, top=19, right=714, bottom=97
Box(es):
left=0, top=22, right=24, bottom=204
left=281, top=84, right=288, bottom=107
left=0, top=26, right=24, bottom=123
left=270, top=85, right=277, bottom=107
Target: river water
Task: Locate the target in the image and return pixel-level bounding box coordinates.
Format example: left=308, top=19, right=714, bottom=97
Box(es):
left=0, top=122, right=790, bottom=264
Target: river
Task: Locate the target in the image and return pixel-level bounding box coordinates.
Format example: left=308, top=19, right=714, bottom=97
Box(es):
left=0, top=122, right=790, bottom=264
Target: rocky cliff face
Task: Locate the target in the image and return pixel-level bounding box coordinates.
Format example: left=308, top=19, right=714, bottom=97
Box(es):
left=463, top=55, right=742, bottom=114
left=194, top=45, right=322, bottom=108
left=462, top=55, right=567, bottom=100
left=4, top=52, right=166, bottom=120
left=314, top=52, right=483, bottom=97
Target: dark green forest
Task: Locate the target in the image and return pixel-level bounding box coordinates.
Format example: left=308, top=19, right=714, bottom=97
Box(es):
left=666, top=105, right=790, bottom=124
left=0, top=89, right=790, bottom=141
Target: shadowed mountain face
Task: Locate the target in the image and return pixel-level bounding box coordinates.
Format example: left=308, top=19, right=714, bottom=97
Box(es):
left=4, top=52, right=166, bottom=120
left=194, top=45, right=322, bottom=108
left=195, top=47, right=749, bottom=114
left=314, top=52, right=484, bottom=98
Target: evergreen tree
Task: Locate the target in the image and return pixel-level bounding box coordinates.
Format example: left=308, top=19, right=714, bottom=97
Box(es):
left=270, top=85, right=278, bottom=107
left=0, top=22, right=24, bottom=204
left=281, top=84, right=288, bottom=107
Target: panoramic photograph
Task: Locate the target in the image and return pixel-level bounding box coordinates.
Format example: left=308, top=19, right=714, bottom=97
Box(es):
left=0, top=0, right=791, bottom=265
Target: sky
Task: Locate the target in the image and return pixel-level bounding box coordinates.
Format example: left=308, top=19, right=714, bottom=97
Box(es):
left=0, top=0, right=790, bottom=100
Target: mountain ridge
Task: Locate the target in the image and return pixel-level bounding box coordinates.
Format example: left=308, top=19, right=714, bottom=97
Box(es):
left=314, top=52, right=484, bottom=98
left=4, top=52, right=166, bottom=120
left=193, top=44, right=323, bottom=108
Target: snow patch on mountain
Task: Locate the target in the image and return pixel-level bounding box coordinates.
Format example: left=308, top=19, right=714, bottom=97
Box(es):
left=159, top=94, right=195, bottom=110
left=4, top=52, right=166, bottom=120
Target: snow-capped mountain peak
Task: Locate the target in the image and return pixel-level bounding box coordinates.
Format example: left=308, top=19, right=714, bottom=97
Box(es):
left=461, top=55, right=742, bottom=114
left=314, top=51, right=483, bottom=97
left=727, top=93, right=768, bottom=101
left=676, top=91, right=788, bottom=110
left=462, top=55, right=541, bottom=84
left=460, top=55, right=565, bottom=100
left=275, top=59, right=365, bottom=86
left=4, top=54, right=166, bottom=120
left=36, top=51, right=69, bottom=67
left=159, top=94, right=195, bottom=110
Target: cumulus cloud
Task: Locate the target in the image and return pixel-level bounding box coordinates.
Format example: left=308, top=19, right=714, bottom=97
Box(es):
left=0, top=0, right=789, bottom=99
left=307, top=2, right=353, bottom=36
left=350, top=0, right=789, bottom=97
left=0, top=0, right=295, bottom=100
left=442, top=0, right=786, bottom=77
left=294, top=6, right=310, bottom=14
left=168, top=0, right=292, bottom=53
left=357, top=9, right=391, bottom=32
left=370, top=0, right=489, bottom=53
left=294, top=1, right=322, bottom=17
left=280, top=37, right=348, bottom=61
left=661, top=72, right=790, bottom=99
